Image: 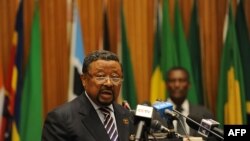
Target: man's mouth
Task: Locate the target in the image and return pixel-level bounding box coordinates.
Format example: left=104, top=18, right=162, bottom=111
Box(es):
left=100, top=90, right=113, bottom=95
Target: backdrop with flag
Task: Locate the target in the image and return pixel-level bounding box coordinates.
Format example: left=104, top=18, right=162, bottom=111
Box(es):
left=216, top=3, right=247, bottom=126
left=20, top=3, right=43, bottom=140
left=235, top=0, right=250, bottom=123
left=150, top=0, right=199, bottom=104
left=120, top=4, right=137, bottom=109
left=68, top=2, right=85, bottom=101
left=102, top=0, right=110, bottom=51
left=187, top=0, right=203, bottom=104
left=150, top=0, right=174, bottom=104
left=173, top=0, right=198, bottom=104
left=3, top=1, right=24, bottom=140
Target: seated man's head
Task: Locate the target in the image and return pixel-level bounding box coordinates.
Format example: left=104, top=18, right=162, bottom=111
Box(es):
left=166, top=67, right=190, bottom=106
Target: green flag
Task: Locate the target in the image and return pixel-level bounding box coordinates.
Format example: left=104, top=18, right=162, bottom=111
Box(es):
left=216, top=3, right=247, bottom=126
left=158, top=0, right=178, bottom=101
left=235, top=0, right=250, bottom=123
left=20, top=3, right=43, bottom=140
left=174, top=0, right=198, bottom=104
left=120, top=6, right=137, bottom=109
left=162, top=0, right=177, bottom=75
left=150, top=0, right=167, bottom=103
left=188, top=0, right=203, bottom=104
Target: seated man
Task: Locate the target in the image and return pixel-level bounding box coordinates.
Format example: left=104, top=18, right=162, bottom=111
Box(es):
left=166, top=67, right=214, bottom=139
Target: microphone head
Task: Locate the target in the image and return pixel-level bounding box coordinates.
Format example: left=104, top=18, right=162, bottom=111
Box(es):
left=187, top=114, right=224, bottom=139
left=134, top=104, right=154, bottom=126
left=164, top=109, right=179, bottom=120
left=151, top=120, right=162, bottom=131
left=122, top=100, right=131, bottom=110
left=186, top=114, right=202, bottom=131
left=152, top=101, right=173, bottom=118
left=151, top=120, right=170, bottom=133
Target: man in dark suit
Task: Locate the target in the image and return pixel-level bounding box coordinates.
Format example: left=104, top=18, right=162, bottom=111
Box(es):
left=42, top=50, right=135, bottom=141
left=166, top=67, right=214, bottom=138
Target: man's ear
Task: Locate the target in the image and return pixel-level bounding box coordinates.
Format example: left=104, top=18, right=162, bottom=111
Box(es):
left=80, top=74, right=87, bottom=87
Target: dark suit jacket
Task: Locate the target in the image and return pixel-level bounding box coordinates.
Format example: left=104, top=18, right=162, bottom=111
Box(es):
left=188, top=104, right=215, bottom=141
left=42, top=94, right=135, bottom=141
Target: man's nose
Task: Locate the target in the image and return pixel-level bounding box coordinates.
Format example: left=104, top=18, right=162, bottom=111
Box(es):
left=104, top=77, right=113, bottom=86
left=174, top=81, right=181, bottom=87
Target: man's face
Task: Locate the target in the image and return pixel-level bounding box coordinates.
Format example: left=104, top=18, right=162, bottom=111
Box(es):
left=167, top=70, right=189, bottom=102
left=81, top=60, right=123, bottom=106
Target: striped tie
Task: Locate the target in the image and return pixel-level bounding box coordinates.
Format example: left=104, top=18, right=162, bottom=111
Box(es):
left=99, top=107, right=118, bottom=141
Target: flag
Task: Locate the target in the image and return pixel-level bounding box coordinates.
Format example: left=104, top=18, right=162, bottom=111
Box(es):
left=3, top=1, right=24, bottom=140
left=235, top=0, right=250, bottom=123
left=187, top=0, right=203, bottom=104
left=150, top=0, right=178, bottom=104
left=98, top=0, right=110, bottom=50
left=11, top=1, right=24, bottom=140
left=20, top=3, right=43, bottom=140
left=174, top=0, right=198, bottom=104
left=68, top=2, right=85, bottom=101
left=216, top=3, right=247, bottom=125
left=120, top=5, right=137, bottom=109
left=150, top=0, right=169, bottom=104
left=159, top=0, right=178, bottom=102
left=103, top=1, right=110, bottom=51
left=162, top=0, right=177, bottom=74
left=2, top=29, right=17, bottom=141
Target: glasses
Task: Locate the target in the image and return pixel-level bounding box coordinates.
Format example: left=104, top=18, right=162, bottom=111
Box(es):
left=87, top=73, right=123, bottom=86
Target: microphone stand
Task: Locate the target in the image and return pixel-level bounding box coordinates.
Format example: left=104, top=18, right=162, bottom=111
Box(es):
left=134, top=121, right=150, bottom=141
left=175, top=116, right=190, bottom=141
left=173, top=109, right=224, bottom=140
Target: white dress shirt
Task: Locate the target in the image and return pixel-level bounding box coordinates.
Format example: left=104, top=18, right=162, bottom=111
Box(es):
left=167, top=98, right=190, bottom=135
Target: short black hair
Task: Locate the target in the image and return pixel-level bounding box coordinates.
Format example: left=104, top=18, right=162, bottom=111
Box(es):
left=166, top=66, right=190, bottom=82
left=82, top=50, right=122, bottom=74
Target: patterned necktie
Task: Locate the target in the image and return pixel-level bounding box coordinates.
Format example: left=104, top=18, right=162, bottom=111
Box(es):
left=99, top=107, right=118, bottom=141
left=176, top=106, right=186, bottom=135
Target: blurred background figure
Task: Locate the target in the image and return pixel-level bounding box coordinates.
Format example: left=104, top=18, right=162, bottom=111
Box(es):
left=166, top=66, right=214, bottom=137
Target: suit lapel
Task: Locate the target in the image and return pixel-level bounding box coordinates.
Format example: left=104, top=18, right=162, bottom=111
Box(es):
left=113, top=104, right=130, bottom=141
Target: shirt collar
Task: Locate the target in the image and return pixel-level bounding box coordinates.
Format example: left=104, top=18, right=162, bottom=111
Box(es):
left=85, top=91, right=114, bottom=112
left=167, top=98, right=189, bottom=112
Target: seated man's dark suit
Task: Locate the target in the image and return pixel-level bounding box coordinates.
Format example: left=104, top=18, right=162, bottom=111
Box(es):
left=189, top=104, right=214, bottom=137
left=42, top=94, right=135, bottom=141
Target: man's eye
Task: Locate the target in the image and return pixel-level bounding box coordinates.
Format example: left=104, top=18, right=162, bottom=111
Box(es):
left=110, top=74, right=119, bottom=78
left=168, top=80, right=175, bottom=83
left=112, top=78, right=120, bottom=82
left=111, top=76, right=119, bottom=79
left=96, top=74, right=105, bottom=77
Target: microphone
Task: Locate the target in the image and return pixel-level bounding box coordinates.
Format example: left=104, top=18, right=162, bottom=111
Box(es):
left=151, top=120, right=170, bottom=133
left=153, top=102, right=181, bottom=139
left=134, top=104, right=154, bottom=141
left=184, top=113, right=224, bottom=140
left=122, top=100, right=131, bottom=110
left=153, top=101, right=173, bottom=118
left=164, top=109, right=179, bottom=120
